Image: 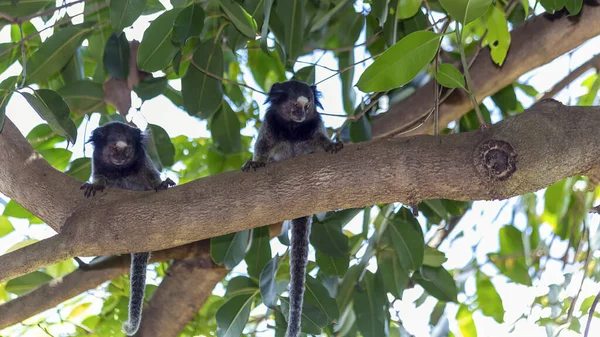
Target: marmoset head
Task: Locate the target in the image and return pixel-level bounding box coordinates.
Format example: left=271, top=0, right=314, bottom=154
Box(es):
left=265, top=80, right=323, bottom=123
left=89, top=122, right=144, bottom=167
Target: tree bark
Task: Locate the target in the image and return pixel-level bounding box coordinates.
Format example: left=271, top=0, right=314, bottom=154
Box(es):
left=371, top=5, right=600, bottom=138
left=0, top=101, right=599, bottom=285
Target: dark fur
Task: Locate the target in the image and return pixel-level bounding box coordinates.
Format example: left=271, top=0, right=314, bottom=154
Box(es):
left=81, top=122, right=175, bottom=336
left=242, top=80, right=342, bottom=337
left=543, top=0, right=598, bottom=22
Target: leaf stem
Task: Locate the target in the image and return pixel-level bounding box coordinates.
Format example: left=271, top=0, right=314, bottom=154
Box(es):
left=18, top=23, right=26, bottom=89
left=454, top=25, right=486, bottom=127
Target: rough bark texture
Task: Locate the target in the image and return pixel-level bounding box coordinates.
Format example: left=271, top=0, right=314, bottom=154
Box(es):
left=1, top=101, right=599, bottom=286
left=370, top=5, right=600, bottom=137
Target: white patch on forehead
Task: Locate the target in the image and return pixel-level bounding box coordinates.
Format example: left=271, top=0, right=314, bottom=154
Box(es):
left=116, top=140, right=128, bottom=149
left=296, top=96, right=309, bottom=106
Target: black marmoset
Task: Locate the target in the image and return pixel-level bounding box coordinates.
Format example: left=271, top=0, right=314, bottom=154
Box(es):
left=543, top=0, right=599, bottom=22
left=242, top=80, right=343, bottom=337
left=81, top=121, right=175, bottom=336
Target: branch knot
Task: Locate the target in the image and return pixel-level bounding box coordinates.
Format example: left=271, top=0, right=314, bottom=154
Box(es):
left=474, top=140, right=517, bottom=181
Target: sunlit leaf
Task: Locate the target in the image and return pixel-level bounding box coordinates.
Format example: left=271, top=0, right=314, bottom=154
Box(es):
left=0, top=216, right=14, bottom=237
left=423, top=245, right=447, bottom=267
left=137, top=8, right=181, bottom=72
left=482, top=5, right=511, bottom=66
left=439, top=0, right=492, bottom=25
left=397, top=0, right=423, bottom=19
left=110, top=0, right=147, bottom=34
left=39, top=148, right=73, bottom=171
left=476, top=275, right=504, bottom=323
left=247, top=41, right=286, bottom=91
left=2, top=201, right=43, bottom=224
left=435, top=63, right=465, bottom=89
left=357, top=31, right=441, bottom=92
left=457, top=304, right=477, bottom=337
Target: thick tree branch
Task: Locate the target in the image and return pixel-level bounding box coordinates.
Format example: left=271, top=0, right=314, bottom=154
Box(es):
left=371, top=5, right=600, bottom=137
left=537, top=54, right=600, bottom=101
left=0, top=101, right=599, bottom=284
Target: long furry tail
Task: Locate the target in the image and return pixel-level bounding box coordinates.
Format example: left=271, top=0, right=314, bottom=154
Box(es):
left=286, top=216, right=311, bottom=337
left=122, top=252, right=150, bottom=336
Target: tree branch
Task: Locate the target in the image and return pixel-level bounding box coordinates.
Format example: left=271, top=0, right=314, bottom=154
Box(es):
left=371, top=4, right=600, bottom=137
left=537, top=53, right=600, bottom=101
left=0, top=100, right=598, bottom=284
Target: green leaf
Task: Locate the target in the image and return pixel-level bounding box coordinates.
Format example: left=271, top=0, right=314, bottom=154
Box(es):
left=137, top=8, right=181, bottom=72
left=310, top=0, right=353, bottom=33
left=292, top=66, right=315, bottom=84
left=482, top=5, right=511, bottom=66
left=339, top=7, right=365, bottom=46
left=103, top=32, right=130, bottom=79
left=423, top=245, right=447, bottom=267
left=39, top=148, right=73, bottom=171
left=377, top=248, right=409, bottom=299
left=276, top=0, right=304, bottom=60
left=413, top=265, right=458, bottom=302
left=57, top=80, right=105, bottom=115
left=435, top=63, right=465, bottom=89
left=565, top=0, right=583, bottom=15
left=397, top=0, right=423, bottom=19
left=134, top=77, right=168, bottom=100
left=0, top=0, right=52, bottom=20
left=182, top=38, right=223, bottom=119
left=60, top=46, right=84, bottom=83
left=476, top=276, right=504, bottom=323
left=146, top=123, right=175, bottom=168
left=25, top=23, right=95, bottom=84
left=110, top=0, right=148, bottom=34
left=22, top=89, right=77, bottom=143
left=3, top=200, right=43, bottom=224
left=172, top=3, right=205, bottom=44
left=339, top=51, right=356, bottom=115
left=210, top=101, right=241, bottom=153
left=216, top=292, right=257, bottom=337
left=26, top=123, right=63, bottom=150
left=220, top=0, right=257, bottom=38
left=353, top=271, right=387, bottom=337
left=388, top=207, right=424, bottom=271
left=311, top=219, right=349, bottom=259
left=144, top=0, right=166, bottom=15
left=304, top=276, right=339, bottom=324
left=0, top=43, right=18, bottom=75
left=46, top=259, right=77, bottom=279
left=489, top=225, right=532, bottom=286
left=259, top=255, right=280, bottom=308
left=211, top=230, right=250, bottom=270
left=6, top=271, right=53, bottom=295
left=357, top=31, right=441, bottom=92
left=280, top=297, right=328, bottom=334
left=457, top=304, right=477, bottom=337
left=67, top=157, right=92, bottom=182
left=225, top=276, right=259, bottom=297
left=260, top=0, right=275, bottom=55
left=315, top=250, right=349, bottom=276
left=0, top=77, right=16, bottom=133
left=247, top=41, right=286, bottom=91
left=540, top=0, right=565, bottom=12
left=246, top=226, right=272, bottom=279
left=349, top=115, right=372, bottom=143
left=0, top=216, right=14, bottom=237
left=439, top=0, right=492, bottom=25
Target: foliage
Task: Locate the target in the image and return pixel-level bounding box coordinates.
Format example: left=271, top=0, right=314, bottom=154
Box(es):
left=0, top=0, right=598, bottom=337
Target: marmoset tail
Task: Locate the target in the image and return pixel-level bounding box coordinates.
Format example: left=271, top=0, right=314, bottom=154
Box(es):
left=242, top=80, right=343, bottom=337
left=81, top=121, right=175, bottom=336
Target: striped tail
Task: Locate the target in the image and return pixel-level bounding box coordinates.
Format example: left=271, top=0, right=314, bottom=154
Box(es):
left=286, top=216, right=311, bottom=337
left=122, top=252, right=150, bottom=336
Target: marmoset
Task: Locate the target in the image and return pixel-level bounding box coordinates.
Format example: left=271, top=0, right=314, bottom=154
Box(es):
left=242, top=80, right=343, bottom=337
left=81, top=121, right=175, bottom=336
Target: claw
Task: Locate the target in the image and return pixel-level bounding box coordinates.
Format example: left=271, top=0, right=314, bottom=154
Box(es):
left=81, top=182, right=105, bottom=198
left=155, top=178, right=177, bottom=192
left=241, top=160, right=265, bottom=172
left=325, top=142, right=343, bottom=153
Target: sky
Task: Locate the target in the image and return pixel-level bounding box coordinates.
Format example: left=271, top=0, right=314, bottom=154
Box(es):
left=1, top=0, right=600, bottom=336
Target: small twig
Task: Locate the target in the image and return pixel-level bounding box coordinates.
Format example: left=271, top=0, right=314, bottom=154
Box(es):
left=455, top=26, right=487, bottom=128
left=190, top=60, right=266, bottom=95
left=315, top=52, right=383, bottom=86
left=0, top=0, right=93, bottom=26
left=292, top=59, right=338, bottom=72
left=560, top=226, right=591, bottom=325
left=536, top=54, right=600, bottom=102
left=304, top=34, right=381, bottom=53
left=432, top=21, right=451, bottom=135
left=18, top=23, right=26, bottom=88
left=584, top=290, right=600, bottom=337
left=505, top=0, right=522, bottom=19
